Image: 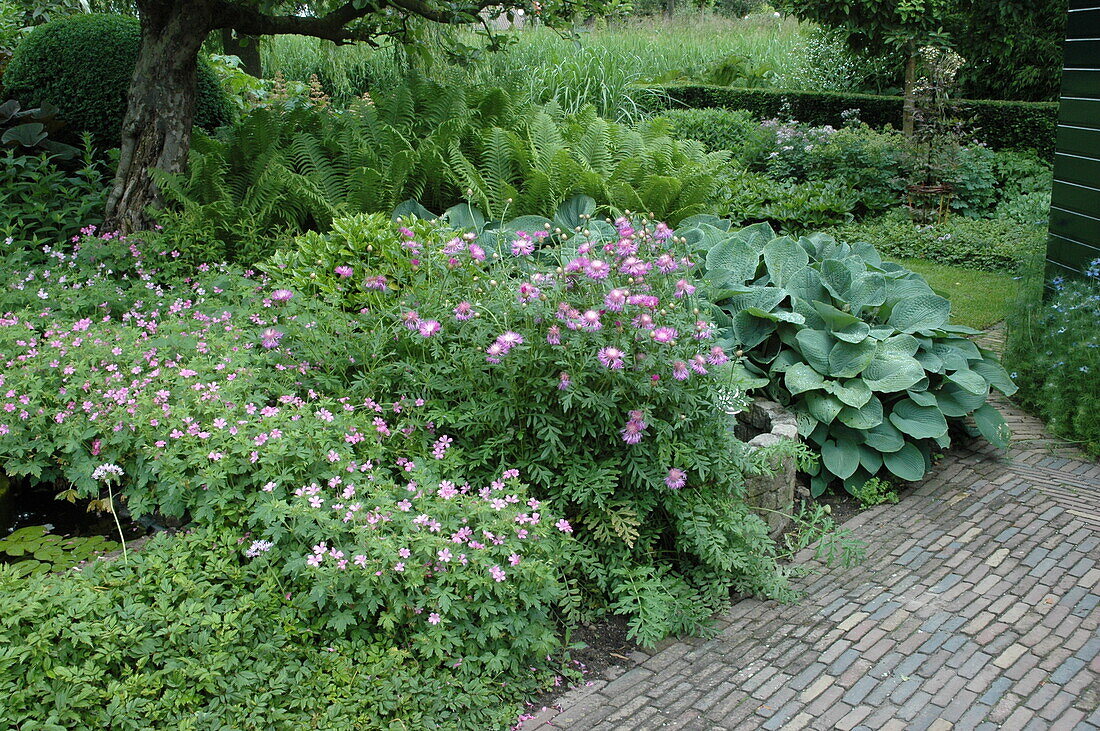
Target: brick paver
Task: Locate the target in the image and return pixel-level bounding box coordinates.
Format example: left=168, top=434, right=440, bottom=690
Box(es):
left=523, top=393, right=1100, bottom=730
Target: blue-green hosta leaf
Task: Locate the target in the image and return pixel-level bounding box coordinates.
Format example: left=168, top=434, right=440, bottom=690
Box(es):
left=786, top=266, right=828, bottom=303
left=744, top=307, right=806, bottom=325
left=784, top=362, right=826, bottom=394
left=848, top=272, right=887, bottom=309
left=889, top=398, right=949, bottom=439
left=934, top=383, right=988, bottom=417
left=883, top=442, right=927, bottom=481
left=943, top=336, right=981, bottom=360
left=906, top=389, right=938, bottom=407
left=862, top=349, right=926, bottom=393
left=930, top=343, right=970, bottom=371
left=972, top=403, right=1011, bottom=449
left=795, top=409, right=819, bottom=438
left=723, top=287, right=787, bottom=316
left=863, top=419, right=906, bottom=454
left=503, top=214, right=553, bottom=235
left=946, top=368, right=989, bottom=396
left=810, top=472, right=831, bottom=497
left=838, top=395, right=884, bottom=430
left=828, top=339, right=877, bottom=378
left=733, top=311, right=777, bottom=349
left=849, top=240, right=883, bottom=267
left=800, top=231, right=840, bottom=259
left=858, top=445, right=883, bottom=475
left=708, top=284, right=754, bottom=302
left=882, top=277, right=935, bottom=308
left=443, top=202, right=486, bottom=232
left=795, top=329, right=835, bottom=374
left=826, top=378, right=873, bottom=408
left=706, top=238, right=759, bottom=282
left=763, top=236, right=810, bottom=287
left=914, top=348, right=945, bottom=373
left=813, top=301, right=870, bottom=343
left=820, top=258, right=853, bottom=300
left=553, top=194, right=596, bottom=231
left=805, top=392, right=843, bottom=424
left=881, top=334, right=921, bottom=357
left=735, top=221, right=778, bottom=250
left=868, top=325, right=895, bottom=341
left=937, top=323, right=983, bottom=335
left=769, top=350, right=802, bottom=373
left=970, top=359, right=1018, bottom=396
left=822, top=438, right=860, bottom=480
left=392, top=199, right=436, bottom=221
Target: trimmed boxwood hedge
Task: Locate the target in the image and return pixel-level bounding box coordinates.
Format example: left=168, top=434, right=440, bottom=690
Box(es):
left=3, top=14, right=233, bottom=147
left=656, top=84, right=1057, bottom=158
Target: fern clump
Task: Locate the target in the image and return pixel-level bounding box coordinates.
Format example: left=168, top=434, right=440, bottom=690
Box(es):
left=152, top=81, right=729, bottom=267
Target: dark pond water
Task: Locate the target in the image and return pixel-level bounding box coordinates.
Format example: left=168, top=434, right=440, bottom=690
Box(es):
left=0, top=474, right=149, bottom=540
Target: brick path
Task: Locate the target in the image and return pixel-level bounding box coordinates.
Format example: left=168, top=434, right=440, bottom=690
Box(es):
left=523, top=395, right=1100, bottom=730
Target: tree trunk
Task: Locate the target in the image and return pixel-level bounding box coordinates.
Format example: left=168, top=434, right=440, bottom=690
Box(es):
left=221, top=28, right=262, bottom=77
left=103, top=0, right=212, bottom=235
left=902, top=43, right=919, bottom=138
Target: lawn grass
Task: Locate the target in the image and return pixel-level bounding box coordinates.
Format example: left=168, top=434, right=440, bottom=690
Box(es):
left=894, top=258, right=1018, bottom=330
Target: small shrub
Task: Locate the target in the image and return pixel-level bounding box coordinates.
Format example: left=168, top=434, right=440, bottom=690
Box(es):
left=851, top=477, right=899, bottom=508
left=1005, top=263, right=1100, bottom=458
left=1, top=14, right=233, bottom=147
left=659, top=107, right=771, bottom=163
left=827, top=213, right=1046, bottom=273
left=0, top=145, right=109, bottom=245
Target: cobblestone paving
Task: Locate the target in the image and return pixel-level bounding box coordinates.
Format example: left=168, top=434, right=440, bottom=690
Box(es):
left=524, top=397, right=1100, bottom=730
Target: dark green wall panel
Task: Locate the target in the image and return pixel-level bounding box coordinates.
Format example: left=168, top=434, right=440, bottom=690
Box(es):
left=1051, top=181, right=1100, bottom=213
left=1057, top=98, right=1100, bottom=128
left=1065, top=9, right=1100, bottom=38
left=1064, top=40, right=1100, bottom=72
left=1049, top=7, right=1100, bottom=276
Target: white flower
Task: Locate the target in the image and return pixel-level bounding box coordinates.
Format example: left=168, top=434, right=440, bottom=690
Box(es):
left=244, top=539, right=274, bottom=558
left=92, top=463, right=125, bottom=481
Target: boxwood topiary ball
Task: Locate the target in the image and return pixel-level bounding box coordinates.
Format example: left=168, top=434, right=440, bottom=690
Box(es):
left=2, top=13, right=233, bottom=148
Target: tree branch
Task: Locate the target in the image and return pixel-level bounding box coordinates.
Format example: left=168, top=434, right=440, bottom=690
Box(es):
left=211, top=0, right=503, bottom=44
left=211, top=1, right=380, bottom=43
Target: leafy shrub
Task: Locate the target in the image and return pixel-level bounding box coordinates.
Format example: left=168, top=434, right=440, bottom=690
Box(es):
left=658, top=107, right=772, bottom=163
left=758, top=120, right=997, bottom=218
left=2, top=14, right=232, bottom=147
left=657, top=84, right=1058, bottom=157
left=153, top=82, right=729, bottom=264
left=827, top=212, right=1046, bottom=273
left=265, top=213, right=794, bottom=642
left=992, top=150, right=1053, bottom=225
left=0, top=145, right=108, bottom=245
left=1005, top=263, right=1100, bottom=458
left=683, top=220, right=1015, bottom=495
left=0, top=528, right=550, bottom=729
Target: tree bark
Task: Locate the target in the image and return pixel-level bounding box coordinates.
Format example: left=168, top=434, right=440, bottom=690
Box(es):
left=104, top=0, right=213, bottom=235
left=902, top=42, right=918, bottom=138
left=221, top=28, right=262, bottom=77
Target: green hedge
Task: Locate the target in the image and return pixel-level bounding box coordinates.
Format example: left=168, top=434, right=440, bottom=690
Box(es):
left=827, top=214, right=1048, bottom=273
left=3, top=14, right=233, bottom=147
left=657, top=84, right=1057, bottom=158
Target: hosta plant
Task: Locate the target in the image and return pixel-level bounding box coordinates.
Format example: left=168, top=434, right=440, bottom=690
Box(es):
left=682, top=220, right=1014, bottom=495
